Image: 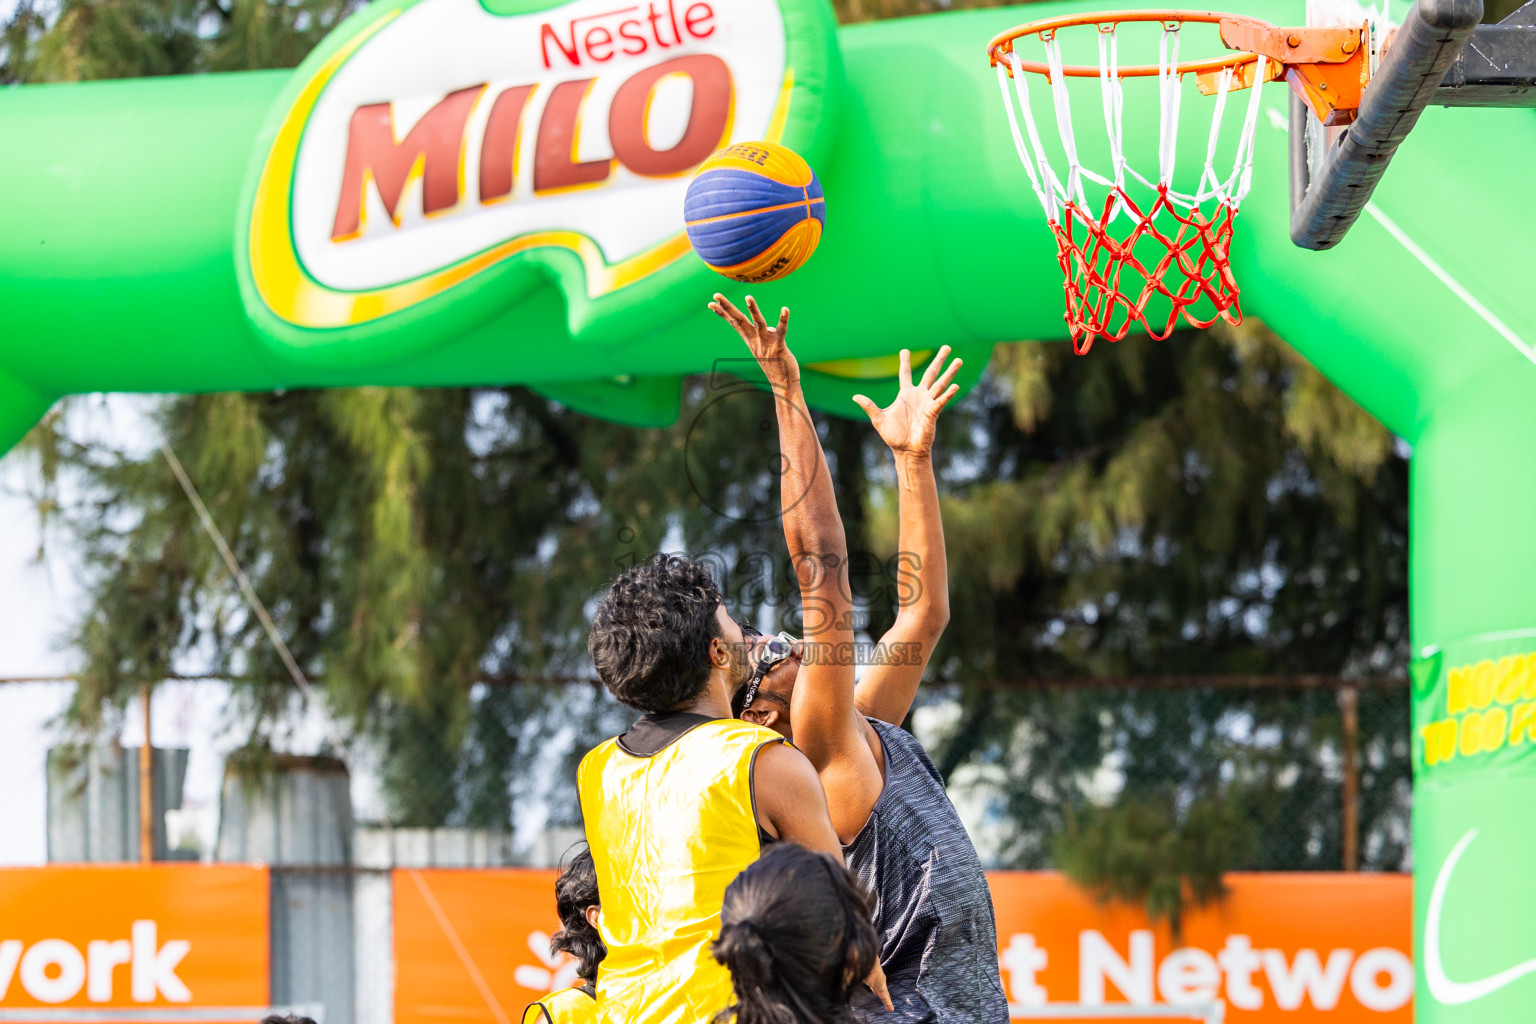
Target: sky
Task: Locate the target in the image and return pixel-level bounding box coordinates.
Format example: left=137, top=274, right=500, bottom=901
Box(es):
left=0, top=452, right=87, bottom=865
left=0, top=395, right=161, bottom=679
left=0, top=463, right=76, bottom=680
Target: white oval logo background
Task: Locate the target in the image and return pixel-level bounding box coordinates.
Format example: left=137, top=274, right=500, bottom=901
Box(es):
left=290, top=0, right=788, bottom=291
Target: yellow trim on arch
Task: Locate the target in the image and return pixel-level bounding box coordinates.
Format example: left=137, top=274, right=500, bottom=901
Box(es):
left=764, top=66, right=794, bottom=145
left=808, top=349, right=934, bottom=380
left=248, top=25, right=800, bottom=330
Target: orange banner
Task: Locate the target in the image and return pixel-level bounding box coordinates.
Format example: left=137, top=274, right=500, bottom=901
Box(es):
left=0, top=866, right=268, bottom=1012
left=395, top=868, right=567, bottom=1024
left=395, top=869, right=1411, bottom=1023
left=991, top=872, right=1411, bottom=1021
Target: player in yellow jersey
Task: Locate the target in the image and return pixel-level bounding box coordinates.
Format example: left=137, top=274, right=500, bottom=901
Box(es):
left=522, top=847, right=602, bottom=1024
left=580, top=552, right=888, bottom=1024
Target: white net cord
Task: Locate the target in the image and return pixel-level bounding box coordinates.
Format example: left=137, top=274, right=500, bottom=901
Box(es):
left=1198, top=64, right=1236, bottom=202
left=995, top=58, right=1056, bottom=221
left=1157, top=24, right=1182, bottom=187
left=1227, top=54, right=1269, bottom=205
left=1096, top=26, right=1128, bottom=221
left=995, top=20, right=1272, bottom=215
left=989, top=15, right=1275, bottom=348
left=1042, top=32, right=1089, bottom=211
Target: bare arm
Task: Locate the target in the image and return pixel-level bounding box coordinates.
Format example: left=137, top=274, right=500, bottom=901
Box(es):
left=752, top=739, right=894, bottom=1012
left=710, top=294, right=881, bottom=843
left=851, top=347, right=962, bottom=725
left=753, top=740, right=843, bottom=859
left=749, top=736, right=897, bottom=1007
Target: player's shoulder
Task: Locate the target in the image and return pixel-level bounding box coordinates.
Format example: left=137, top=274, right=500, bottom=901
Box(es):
left=578, top=735, right=620, bottom=763
left=751, top=732, right=813, bottom=785
left=576, top=735, right=622, bottom=780
left=522, top=984, right=596, bottom=1024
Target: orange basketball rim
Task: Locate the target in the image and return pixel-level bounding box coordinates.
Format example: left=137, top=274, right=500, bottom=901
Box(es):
left=985, top=9, right=1372, bottom=351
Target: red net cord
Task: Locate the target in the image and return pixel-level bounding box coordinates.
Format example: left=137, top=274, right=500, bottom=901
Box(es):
left=1049, top=185, right=1244, bottom=354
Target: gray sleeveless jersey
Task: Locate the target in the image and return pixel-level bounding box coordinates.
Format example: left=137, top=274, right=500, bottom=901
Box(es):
left=845, top=717, right=1010, bottom=1023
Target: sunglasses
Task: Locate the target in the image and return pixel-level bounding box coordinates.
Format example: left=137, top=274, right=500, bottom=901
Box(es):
left=736, top=621, right=799, bottom=711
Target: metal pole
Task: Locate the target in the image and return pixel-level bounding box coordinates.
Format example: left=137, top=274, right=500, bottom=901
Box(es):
left=1341, top=685, right=1360, bottom=872
left=139, top=684, right=153, bottom=863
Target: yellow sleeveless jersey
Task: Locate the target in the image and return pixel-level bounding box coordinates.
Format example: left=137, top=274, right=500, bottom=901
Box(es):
left=521, top=984, right=595, bottom=1024
left=578, top=717, right=783, bottom=1024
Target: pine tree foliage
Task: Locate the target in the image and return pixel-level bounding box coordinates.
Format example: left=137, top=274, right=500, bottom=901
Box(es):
left=1053, top=794, right=1253, bottom=939
left=887, top=320, right=1406, bottom=691
left=1, top=0, right=358, bottom=81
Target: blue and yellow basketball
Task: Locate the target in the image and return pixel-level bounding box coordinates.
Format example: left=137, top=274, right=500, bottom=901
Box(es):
left=683, top=142, right=825, bottom=284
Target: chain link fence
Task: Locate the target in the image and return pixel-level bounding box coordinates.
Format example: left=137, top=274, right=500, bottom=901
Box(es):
left=933, top=680, right=1412, bottom=874
left=0, top=678, right=621, bottom=867
left=0, top=675, right=1409, bottom=872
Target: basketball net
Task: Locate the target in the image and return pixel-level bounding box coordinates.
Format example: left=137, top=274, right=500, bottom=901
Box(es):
left=995, top=23, right=1270, bottom=353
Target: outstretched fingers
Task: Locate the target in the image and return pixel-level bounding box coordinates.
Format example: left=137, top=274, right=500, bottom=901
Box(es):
left=930, top=357, right=963, bottom=398
left=745, top=295, right=768, bottom=332
left=934, top=382, right=961, bottom=412
left=851, top=394, right=880, bottom=423
left=898, top=348, right=912, bottom=386
left=711, top=293, right=747, bottom=326
left=776, top=305, right=789, bottom=337
left=918, top=345, right=953, bottom=390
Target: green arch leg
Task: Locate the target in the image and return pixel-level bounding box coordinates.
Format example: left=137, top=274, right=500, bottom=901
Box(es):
left=1410, top=370, right=1536, bottom=1022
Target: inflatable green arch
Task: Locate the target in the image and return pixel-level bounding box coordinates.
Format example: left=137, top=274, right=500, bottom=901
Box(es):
left=0, top=0, right=1532, bottom=1016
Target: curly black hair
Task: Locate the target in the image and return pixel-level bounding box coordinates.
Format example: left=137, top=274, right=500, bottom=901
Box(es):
left=551, top=846, right=604, bottom=984
left=588, top=553, right=725, bottom=713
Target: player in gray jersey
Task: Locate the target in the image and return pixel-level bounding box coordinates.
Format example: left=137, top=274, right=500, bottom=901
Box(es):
left=710, top=293, right=1009, bottom=1023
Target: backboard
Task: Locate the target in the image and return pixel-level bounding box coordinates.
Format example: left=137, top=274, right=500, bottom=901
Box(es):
left=1289, top=0, right=1536, bottom=249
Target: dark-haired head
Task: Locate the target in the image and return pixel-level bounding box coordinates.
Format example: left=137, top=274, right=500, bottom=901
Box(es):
left=551, top=846, right=605, bottom=984
left=711, top=843, right=880, bottom=1024
left=260, top=1016, right=316, bottom=1024
left=589, top=554, right=749, bottom=713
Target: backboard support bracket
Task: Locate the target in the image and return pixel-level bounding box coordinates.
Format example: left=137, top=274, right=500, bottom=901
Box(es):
left=1290, top=0, right=1484, bottom=250
left=1436, top=2, right=1536, bottom=104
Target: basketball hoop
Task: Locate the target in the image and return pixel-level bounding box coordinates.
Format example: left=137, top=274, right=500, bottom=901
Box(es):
left=989, top=11, right=1280, bottom=353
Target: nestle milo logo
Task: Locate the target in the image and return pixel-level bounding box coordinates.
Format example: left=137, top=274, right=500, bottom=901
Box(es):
left=537, top=0, right=718, bottom=68
left=244, top=0, right=821, bottom=331
left=327, top=51, right=731, bottom=242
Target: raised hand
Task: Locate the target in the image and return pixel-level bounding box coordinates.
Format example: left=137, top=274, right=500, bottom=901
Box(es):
left=852, top=346, right=963, bottom=456
left=709, top=293, right=798, bottom=386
